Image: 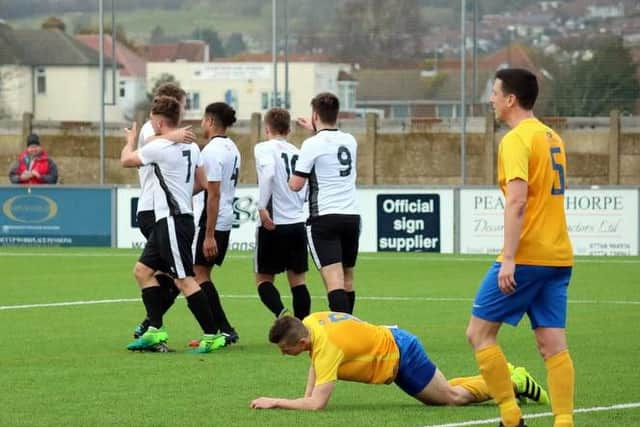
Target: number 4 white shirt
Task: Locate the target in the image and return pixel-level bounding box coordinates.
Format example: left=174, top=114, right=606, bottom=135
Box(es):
left=294, top=129, right=358, bottom=217
left=200, top=136, right=241, bottom=231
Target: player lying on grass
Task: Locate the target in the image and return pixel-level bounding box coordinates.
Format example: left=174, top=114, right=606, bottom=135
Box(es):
left=251, top=312, right=548, bottom=411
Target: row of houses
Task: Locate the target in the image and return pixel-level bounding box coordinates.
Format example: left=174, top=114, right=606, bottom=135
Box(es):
left=0, top=21, right=536, bottom=123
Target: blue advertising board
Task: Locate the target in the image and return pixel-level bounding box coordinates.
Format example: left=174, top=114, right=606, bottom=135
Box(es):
left=0, top=186, right=112, bottom=246
left=377, top=193, right=441, bottom=252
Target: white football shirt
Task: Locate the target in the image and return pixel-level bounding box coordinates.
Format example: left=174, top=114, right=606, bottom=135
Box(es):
left=254, top=139, right=306, bottom=225
left=294, top=129, right=358, bottom=217
left=138, top=138, right=202, bottom=221
left=136, top=121, right=156, bottom=214
left=200, top=136, right=241, bottom=231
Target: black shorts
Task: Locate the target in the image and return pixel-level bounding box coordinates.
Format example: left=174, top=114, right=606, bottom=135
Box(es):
left=137, top=210, right=156, bottom=240
left=194, top=228, right=231, bottom=267
left=139, top=214, right=195, bottom=279
left=306, top=214, right=360, bottom=269
left=255, top=223, right=308, bottom=275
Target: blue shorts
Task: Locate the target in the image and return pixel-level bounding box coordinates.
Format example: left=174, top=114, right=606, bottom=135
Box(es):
left=390, top=328, right=437, bottom=396
left=472, top=262, right=572, bottom=329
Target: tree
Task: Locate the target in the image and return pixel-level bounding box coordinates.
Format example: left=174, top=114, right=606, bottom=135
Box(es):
left=149, top=25, right=166, bottom=44
left=548, top=38, right=640, bottom=116
left=224, top=33, right=247, bottom=57
left=135, top=73, right=181, bottom=117
left=335, top=0, right=425, bottom=66
left=192, top=28, right=225, bottom=58
left=148, top=73, right=180, bottom=101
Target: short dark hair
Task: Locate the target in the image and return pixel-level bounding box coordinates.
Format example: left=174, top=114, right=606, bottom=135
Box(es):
left=265, top=108, right=291, bottom=135
left=204, top=102, right=237, bottom=129
left=494, top=68, right=538, bottom=110
left=311, top=92, right=340, bottom=124
left=151, top=95, right=181, bottom=127
left=155, top=82, right=186, bottom=102
left=268, top=316, right=308, bottom=345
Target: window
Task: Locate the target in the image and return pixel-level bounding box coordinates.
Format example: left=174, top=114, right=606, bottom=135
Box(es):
left=338, top=81, right=357, bottom=110
left=437, top=104, right=454, bottom=118
left=119, top=81, right=126, bottom=98
left=261, top=91, right=290, bottom=109
left=36, top=68, right=46, bottom=94
left=391, top=104, right=410, bottom=119
left=185, top=92, right=200, bottom=111
left=224, top=89, right=238, bottom=111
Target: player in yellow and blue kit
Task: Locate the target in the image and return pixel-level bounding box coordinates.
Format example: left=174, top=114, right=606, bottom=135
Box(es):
left=465, top=68, right=574, bottom=427
left=250, top=312, right=548, bottom=411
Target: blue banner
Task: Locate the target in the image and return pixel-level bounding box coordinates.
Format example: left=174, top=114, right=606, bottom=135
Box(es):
left=0, top=187, right=112, bottom=247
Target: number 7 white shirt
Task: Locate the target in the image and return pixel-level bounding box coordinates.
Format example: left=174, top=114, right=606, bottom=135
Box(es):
left=137, top=138, right=202, bottom=221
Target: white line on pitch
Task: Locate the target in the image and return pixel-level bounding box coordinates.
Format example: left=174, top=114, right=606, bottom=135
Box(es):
left=1, top=294, right=639, bottom=311
left=1, top=251, right=640, bottom=264
left=419, top=402, right=640, bottom=427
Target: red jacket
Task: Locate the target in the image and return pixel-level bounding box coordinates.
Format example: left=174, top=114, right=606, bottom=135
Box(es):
left=10, top=149, right=58, bottom=184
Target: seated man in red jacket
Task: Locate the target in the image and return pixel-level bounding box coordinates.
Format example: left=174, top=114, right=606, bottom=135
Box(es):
left=9, top=133, right=58, bottom=184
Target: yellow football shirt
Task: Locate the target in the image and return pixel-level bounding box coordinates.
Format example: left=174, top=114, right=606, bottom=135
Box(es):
left=303, top=312, right=399, bottom=386
left=497, top=117, right=573, bottom=266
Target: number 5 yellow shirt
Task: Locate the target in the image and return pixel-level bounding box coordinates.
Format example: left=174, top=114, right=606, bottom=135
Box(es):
left=497, top=117, right=573, bottom=266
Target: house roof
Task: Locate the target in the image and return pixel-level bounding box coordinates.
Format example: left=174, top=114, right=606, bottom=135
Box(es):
left=75, top=34, right=145, bottom=77
left=0, top=23, right=114, bottom=67
left=218, top=52, right=338, bottom=63
left=437, top=43, right=538, bottom=73
left=141, top=41, right=208, bottom=62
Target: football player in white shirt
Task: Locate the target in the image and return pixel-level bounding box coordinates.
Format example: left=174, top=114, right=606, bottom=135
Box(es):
left=121, top=96, right=225, bottom=353
left=132, top=83, right=196, bottom=341
left=289, top=93, right=360, bottom=314
left=192, top=102, right=240, bottom=346
left=254, top=108, right=311, bottom=320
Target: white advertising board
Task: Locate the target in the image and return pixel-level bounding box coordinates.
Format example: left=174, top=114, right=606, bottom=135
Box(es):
left=357, top=188, right=455, bottom=253
left=116, top=187, right=455, bottom=253
left=116, top=188, right=147, bottom=249
left=459, top=188, right=639, bottom=256
left=116, top=187, right=261, bottom=250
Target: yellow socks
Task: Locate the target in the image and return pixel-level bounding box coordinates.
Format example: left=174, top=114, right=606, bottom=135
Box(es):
left=546, top=350, right=574, bottom=427
left=476, top=345, right=522, bottom=427
left=449, top=375, right=491, bottom=402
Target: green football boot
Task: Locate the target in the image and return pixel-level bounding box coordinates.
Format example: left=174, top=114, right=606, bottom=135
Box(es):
left=127, top=326, right=169, bottom=351
left=510, top=364, right=550, bottom=405
left=189, top=334, right=227, bottom=354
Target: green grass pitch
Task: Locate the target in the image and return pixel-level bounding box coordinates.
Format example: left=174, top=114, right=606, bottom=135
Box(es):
left=1, top=248, right=639, bottom=426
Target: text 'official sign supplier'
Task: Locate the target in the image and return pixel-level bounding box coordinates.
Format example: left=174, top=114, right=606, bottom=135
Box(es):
left=377, top=194, right=441, bottom=252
